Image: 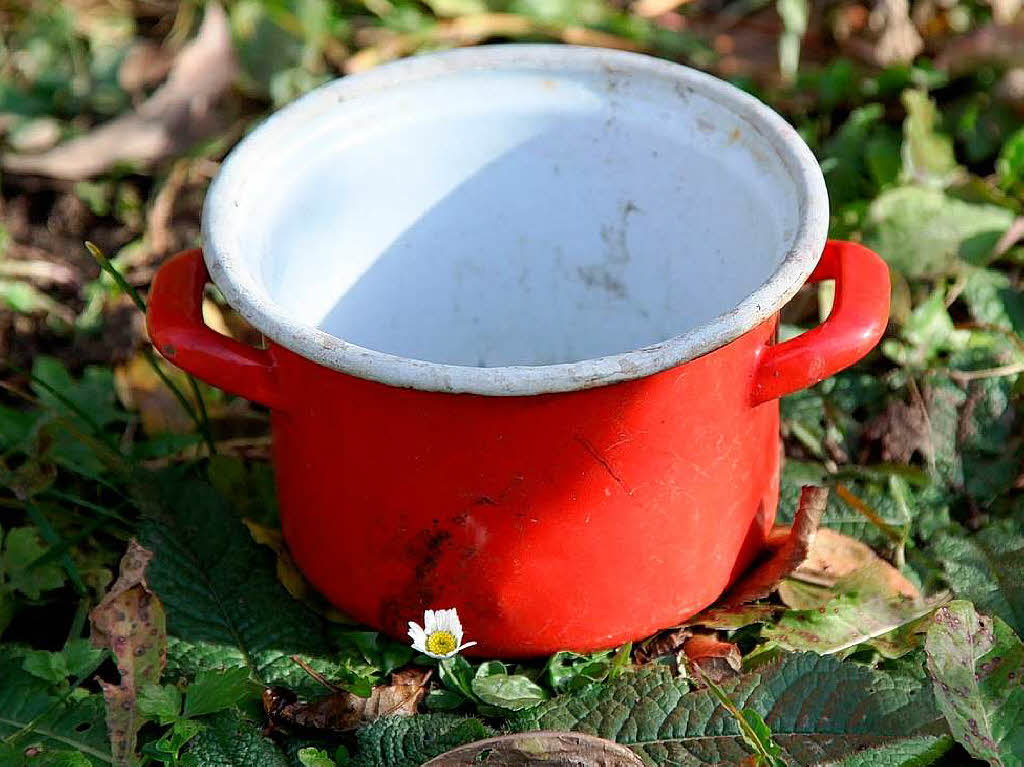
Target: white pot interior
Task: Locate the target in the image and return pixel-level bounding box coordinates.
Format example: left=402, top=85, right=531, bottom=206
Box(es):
left=204, top=47, right=826, bottom=391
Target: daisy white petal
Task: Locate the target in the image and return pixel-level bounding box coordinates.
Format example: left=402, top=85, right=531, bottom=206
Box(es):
left=407, top=622, right=427, bottom=654
left=456, top=641, right=477, bottom=653
left=423, top=610, right=438, bottom=633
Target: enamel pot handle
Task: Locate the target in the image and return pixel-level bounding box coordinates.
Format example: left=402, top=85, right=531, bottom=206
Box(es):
left=751, top=240, right=890, bottom=405
left=146, top=249, right=283, bottom=409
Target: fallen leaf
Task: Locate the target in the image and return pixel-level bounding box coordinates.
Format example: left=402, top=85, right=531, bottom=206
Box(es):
left=682, top=631, right=742, bottom=682
left=870, top=0, right=924, bottom=66
left=780, top=527, right=921, bottom=606
left=89, top=540, right=167, bottom=767
left=925, top=601, right=1024, bottom=766
left=243, top=519, right=309, bottom=601
left=862, top=398, right=931, bottom=464
left=1, top=3, right=236, bottom=179
left=423, top=731, right=645, bottom=766
left=263, top=667, right=430, bottom=734
left=718, top=486, right=828, bottom=606
left=685, top=604, right=783, bottom=630
left=114, top=355, right=195, bottom=436
left=935, top=20, right=1024, bottom=75
left=633, top=627, right=691, bottom=664
left=764, top=564, right=944, bottom=656
left=119, top=40, right=176, bottom=93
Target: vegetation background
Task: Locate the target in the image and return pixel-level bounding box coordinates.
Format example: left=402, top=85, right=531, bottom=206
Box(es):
left=1, top=0, right=1024, bottom=765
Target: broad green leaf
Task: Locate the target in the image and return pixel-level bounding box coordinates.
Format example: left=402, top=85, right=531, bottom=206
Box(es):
left=138, top=684, right=182, bottom=725
left=930, top=516, right=1024, bottom=636
left=925, top=601, right=1024, bottom=766
left=137, top=471, right=345, bottom=696
left=145, top=718, right=204, bottom=764
left=183, top=668, right=258, bottom=718
left=31, top=356, right=124, bottom=431
left=863, top=186, right=1014, bottom=278
left=963, top=267, right=1024, bottom=335
left=297, top=747, right=337, bottom=767
left=0, top=651, right=111, bottom=766
left=3, top=526, right=67, bottom=599
left=900, top=90, right=960, bottom=189
left=997, top=126, right=1024, bottom=190
left=349, top=714, right=494, bottom=767
left=180, top=710, right=288, bottom=767
left=471, top=672, right=549, bottom=711
left=763, top=565, right=942, bottom=656
left=23, top=640, right=106, bottom=685
left=511, top=653, right=951, bottom=765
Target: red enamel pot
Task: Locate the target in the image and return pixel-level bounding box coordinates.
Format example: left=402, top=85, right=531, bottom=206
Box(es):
left=147, top=46, right=890, bottom=657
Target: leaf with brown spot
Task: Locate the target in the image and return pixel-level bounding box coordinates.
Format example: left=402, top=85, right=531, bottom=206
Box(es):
left=423, top=731, right=645, bottom=766
left=764, top=563, right=946, bottom=657
left=89, top=540, right=166, bottom=767
left=682, top=631, right=742, bottom=682
left=263, top=667, right=430, bottom=734
left=925, top=600, right=1024, bottom=766
left=718, top=486, right=828, bottom=606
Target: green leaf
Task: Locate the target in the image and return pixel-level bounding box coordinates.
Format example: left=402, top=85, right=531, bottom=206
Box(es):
left=31, top=356, right=124, bottom=431
left=180, top=710, right=288, bottom=767
left=145, top=718, right=204, bottom=764
left=863, top=186, right=1014, bottom=278
left=997, top=126, right=1024, bottom=190
left=963, top=267, right=1024, bottom=335
left=762, top=566, right=943, bottom=656
left=3, top=526, right=67, bottom=599
left=0, top=651, right=111, bottom=766
left=349, top=714, right=494, bottom=767
left=297, top=747, right=337, bottom=767
left=930, top=516, right=1024, bottom=636
left=470, top=672, right=549, bottom=712
left=438, top=655, right=477, bottom=701
left=138, top=684, right=182, bottom=725
left=925, top=601, right=1024, bottom=766
left=138, top=471, right=343, bottom=696
left=900, top=90, right=960, bottom=189
left=511, top=653, right=951, bottom=765
left=183, top=668, right=258, bottom=718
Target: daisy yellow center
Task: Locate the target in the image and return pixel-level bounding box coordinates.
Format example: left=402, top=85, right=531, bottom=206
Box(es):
left=426, top=630, right=457, bottom=656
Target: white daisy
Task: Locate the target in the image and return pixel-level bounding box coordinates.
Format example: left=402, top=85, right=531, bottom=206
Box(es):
left=408, top=608, right=477, bottom=659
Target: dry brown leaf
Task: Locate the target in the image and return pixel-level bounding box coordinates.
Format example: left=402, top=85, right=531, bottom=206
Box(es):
left=114, top=354, right=195, bottom=436
left=682, top=631, right=742, bottom=682
left=633, top=627, right=691, bottom=664
left=243, top=519, right=309, bottom=601
left=2, top=3, right=236, bottom=179
left=717, top=486, right=828, bottom=607
left=935, top=20, right=1024, bottom=74
left=631, top=0, right=692, bottom=18
left=779, top=527, right=920, bottom=608
left=119, top=40, right=176, bottom=93
left=423, top=732, right=645, bottom=766
left=263, top=667, right=430, bottom=734
left=862, top=398, right=931, bottom=464
left=870, top=0, right=924, bottom=66
left=89, top=540, right=167, bottom=767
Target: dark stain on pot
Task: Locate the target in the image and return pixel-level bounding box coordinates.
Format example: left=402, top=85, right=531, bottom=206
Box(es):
left=379, top=526, right=455, bottom=630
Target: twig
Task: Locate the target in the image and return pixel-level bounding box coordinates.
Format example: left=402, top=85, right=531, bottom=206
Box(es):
left=949, top=361, right=1024, bottom=383
left=290, top=655, right=343, bottom=692
left=834, top=483, right=905, bottom=546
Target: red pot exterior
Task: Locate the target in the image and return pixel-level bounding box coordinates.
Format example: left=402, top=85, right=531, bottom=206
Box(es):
left=147, top=241, right=889, bottom=657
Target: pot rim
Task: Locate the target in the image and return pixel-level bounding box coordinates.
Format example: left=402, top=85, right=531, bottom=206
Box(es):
left=202, top=44, right=829, bottom=396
